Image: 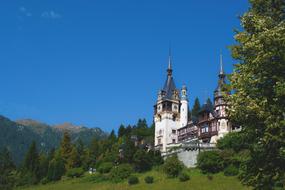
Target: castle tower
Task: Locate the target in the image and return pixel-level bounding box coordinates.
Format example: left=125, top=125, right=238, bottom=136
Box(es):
left=214, top=54, right=230, bottom=138
left=154, top=51, right=181, bottom=152
left=180, top=85, right=188, bottom=128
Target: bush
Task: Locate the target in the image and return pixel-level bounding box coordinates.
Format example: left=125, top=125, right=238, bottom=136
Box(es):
left=144, top=176, right=154, bottom=184
left=197, top=151, right=222, bottom=173
left=163, top=155, right=184, bottom=177
left=217, top=132, right=249, bottom=152
left=110, top=164, right=133, bottom=182
left=40, top=177, right=49, bottom=185
left=179, top=172, right=190, bottom=182
left=98, top=162, right=113, bottom=174
left=133, top=149, right=152, bottom=172
left=224, top=165, right=239, bottom=176
left=66, top=167, right=84, bottom=178
left=128, top=176, right=139, bottom=185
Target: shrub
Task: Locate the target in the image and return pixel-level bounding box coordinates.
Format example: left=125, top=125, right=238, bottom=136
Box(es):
left=133, top=149, right=152, bottom=172
left=128, top=176, right=139, bottom=185
left=163, top=155, right=184, bottom=178
left=66, top=167, right=84, bottom=178
left=197, top=151, right=222, bottom=173
left=40, top=177, right=49, bottom=185
left=218, top=149, right=235, bottom=168
left=224, top=165, right=239, bottom=176
left=144, top=176, right=154, bottom=184
left=179, top=172, right=190, bottom=182
left=217, top=132, right=249, bottom=152
left=98, top=162, right=113, bottom=174
left=110, top=164, right=133, bottom=182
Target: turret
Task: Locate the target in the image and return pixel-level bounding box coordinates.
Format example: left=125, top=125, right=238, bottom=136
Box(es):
left=214, top=54, right=230, bottom=139
left=180, top=85, right=188, bottom=127
left=154, top=50, right=180, bottom=152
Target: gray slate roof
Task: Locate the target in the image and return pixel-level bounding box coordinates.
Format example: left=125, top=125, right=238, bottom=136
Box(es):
left=162, top=74, right=179, bottom=100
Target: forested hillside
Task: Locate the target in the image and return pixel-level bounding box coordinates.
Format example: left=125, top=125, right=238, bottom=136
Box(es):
left=0, top=116, right=107, bottom=165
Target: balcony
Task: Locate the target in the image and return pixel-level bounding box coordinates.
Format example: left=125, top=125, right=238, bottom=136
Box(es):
left=199, top=130, right=218, bottom=139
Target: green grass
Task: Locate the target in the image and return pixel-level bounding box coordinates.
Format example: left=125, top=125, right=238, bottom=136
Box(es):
left=19, top=169, right=251, bottom=190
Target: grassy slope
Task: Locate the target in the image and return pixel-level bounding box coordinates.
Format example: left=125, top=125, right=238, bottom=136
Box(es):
left=20, top=169, right=251, bottom=190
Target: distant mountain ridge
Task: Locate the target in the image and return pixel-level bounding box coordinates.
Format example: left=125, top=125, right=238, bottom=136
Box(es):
left=0, top=116, right=108, bottom=165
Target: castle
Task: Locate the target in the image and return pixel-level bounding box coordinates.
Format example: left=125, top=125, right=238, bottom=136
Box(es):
left=154, top=53, right=241, bottom=152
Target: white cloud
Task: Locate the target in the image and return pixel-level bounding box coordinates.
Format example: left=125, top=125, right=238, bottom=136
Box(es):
left=41, top=11, right=62, bottom=19
left=19, top=6, right=32, bottom=17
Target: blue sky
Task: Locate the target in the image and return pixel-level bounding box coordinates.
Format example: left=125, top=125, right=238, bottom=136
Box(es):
left=0, top=0, right=249, bottom=132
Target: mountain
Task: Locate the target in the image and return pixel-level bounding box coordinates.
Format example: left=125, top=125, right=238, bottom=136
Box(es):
left=0, top=116, right=108, bottom=165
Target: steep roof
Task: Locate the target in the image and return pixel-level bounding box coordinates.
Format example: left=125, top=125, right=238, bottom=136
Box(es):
left=160, top=53, right=180, bottom=101
left=214, top=54, right=226, bottom=98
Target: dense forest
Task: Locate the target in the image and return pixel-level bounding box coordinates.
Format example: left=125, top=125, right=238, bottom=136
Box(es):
left=0, top=116, right=107, bottom=165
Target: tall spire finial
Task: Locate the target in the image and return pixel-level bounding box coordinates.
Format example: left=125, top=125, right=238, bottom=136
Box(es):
left=219, top=52, right=224, bottom=75
left=167, top=46, right=173, bottom=76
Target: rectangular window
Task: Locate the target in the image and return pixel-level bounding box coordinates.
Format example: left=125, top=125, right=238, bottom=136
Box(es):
left=172, top=139, right=176, bottom=143
left=172, top=130, right=176, bottom=134
left=158, top=139, right=161, bottom=144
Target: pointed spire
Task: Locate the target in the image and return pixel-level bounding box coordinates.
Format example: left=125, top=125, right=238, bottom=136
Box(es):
left=219, top=53, right=225, bottom=76
left=167, top=47, right=173, bottom=76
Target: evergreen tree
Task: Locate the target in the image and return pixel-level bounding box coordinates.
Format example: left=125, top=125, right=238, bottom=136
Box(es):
left=228, top=0, right=285, bottom=189
left=75, top=138, right=88, bottom=169
left=23, top=141, right=40, bottom=175
left=75, top=138, right=84, bottom=156
left=38, top=153, right=49, bottom=180
left=89, top=138, right=102, bottom=166
left=0, top=148, right=14, bottom=172
left=118, top=125, right=126, bottom=138
left=134, top=119, right=149, bottom=139
left=108, top=130, right=117, bottom=144
left=124, top=125, right=132, bottom=137
left=67, top=146, right=81, bottom=169
left=60, top=132, right=73, bottom=168
left=0, top=148, right=15, bottom=190
left=21, top=141, right=40, bottom=184
left=191, top=97, right=201, bottom=118
left=206, top=98, right=213, bottom=110
left=47, top=150, right=65, bottom=181
left=122, top=136, right=136, bottom=163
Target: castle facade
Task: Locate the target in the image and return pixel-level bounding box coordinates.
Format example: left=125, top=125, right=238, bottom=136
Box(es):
left=154, top=53, right=240, bottom=152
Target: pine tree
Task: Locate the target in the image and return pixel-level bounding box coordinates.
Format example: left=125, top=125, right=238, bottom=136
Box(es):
left=228, top=0, right=285, bottom=189
left=60, top=132, right=73, bottom=168
left=0, top=148, right=14, bottom=171
left=23, top=141, right=40, bottom=174
left=47, top=150, right=65, bottom=181
left=118, top=125, right=126, bottom=138
left=206, top=98, right=213, bottom=110
left=108, top=130, right=117, bottom=144
left=0, top=148, right=15, bottom=190
left=122, top=136, right=136, bottom=163
left=191, top=97, right=201, bottom=118
left=22, top=141, right=40, bottom=184
left=38, top=153, right=49, bottom=180
left=89, top=138, right=102, bottom=166
left=67, top=146, right=81, bottom=169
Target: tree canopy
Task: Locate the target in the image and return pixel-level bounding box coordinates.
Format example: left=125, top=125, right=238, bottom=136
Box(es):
left=228, top=0, right=285, bottom=189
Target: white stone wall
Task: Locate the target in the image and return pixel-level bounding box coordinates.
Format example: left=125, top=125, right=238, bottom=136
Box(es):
left=177, top=150, right=199, bottom=168
left=180, top=99, right=188, bottom=128
left=155, top=112, right=180, bottom=152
